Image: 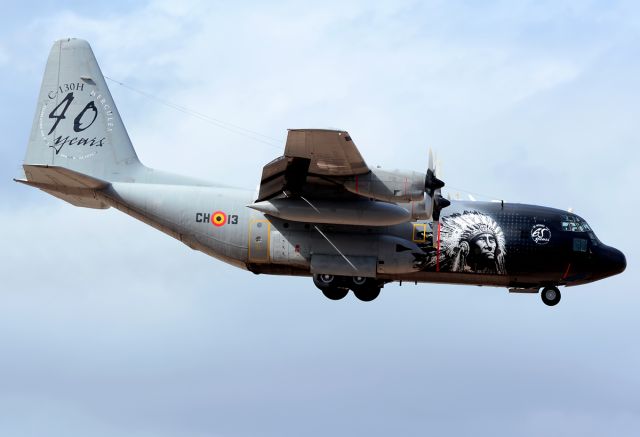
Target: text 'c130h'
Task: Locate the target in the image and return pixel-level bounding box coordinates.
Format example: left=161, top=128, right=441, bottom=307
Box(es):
left=16, top=39, right=626, bottom=306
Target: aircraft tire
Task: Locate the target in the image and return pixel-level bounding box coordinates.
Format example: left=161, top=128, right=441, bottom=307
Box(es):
left=353, top=286, right=381, bottom=302
left=349, top=277, right=377, bottom=291
left=313, top=274, right=337, bottom=290
left=541, top=286, right=561, bottom=306
left=321, top=287, right=349, bottom=301
left=352, top=276, right=368, bottom=286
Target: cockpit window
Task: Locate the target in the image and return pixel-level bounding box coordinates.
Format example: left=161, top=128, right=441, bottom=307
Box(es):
left=561, top=215, right=591, bottom=232
left=573, top=238, right=588, bottom=252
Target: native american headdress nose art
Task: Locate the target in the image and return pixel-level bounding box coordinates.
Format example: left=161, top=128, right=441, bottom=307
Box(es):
left=437, top=211, right=507, bottom=274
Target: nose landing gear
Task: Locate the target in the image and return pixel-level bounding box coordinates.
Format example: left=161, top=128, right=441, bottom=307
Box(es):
left=313, top=274, right=383, bottom=302
left=541, top=286, right=561, bottom=306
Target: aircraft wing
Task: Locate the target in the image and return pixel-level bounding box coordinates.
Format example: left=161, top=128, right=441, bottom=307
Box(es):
left=256, top=129, right=370, bottom=201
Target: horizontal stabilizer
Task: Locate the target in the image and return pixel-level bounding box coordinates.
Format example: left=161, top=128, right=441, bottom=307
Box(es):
left=19, top=164, right=109, bottom=189
left=16, top=164, right=110, bottom=209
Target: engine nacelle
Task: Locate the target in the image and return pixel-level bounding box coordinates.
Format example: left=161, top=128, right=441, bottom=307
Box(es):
left=407, top=197, right=434, bottom=221
left=249, top=198, right=411, bottom=226
left=343, top=168, right=425, bottom=203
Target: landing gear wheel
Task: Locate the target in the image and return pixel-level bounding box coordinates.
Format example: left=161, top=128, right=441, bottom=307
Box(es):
left=352, top=276, right=368, bottom=287
left=541, top=286, right=561, bottom=306
left=313, top=274, right=349, bottom=300
left=349, top=277, right=382, bottom=302
left=321, top=287, right=349, bottom=301
left=313, top=274, right=337, bottom=289
left=353, top=286, right=381, bottom=302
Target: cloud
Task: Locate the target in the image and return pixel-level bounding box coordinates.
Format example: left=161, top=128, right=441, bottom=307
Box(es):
left=15, top=0, right=609, bottom=185
left=12, top=1, right=624, bottom=192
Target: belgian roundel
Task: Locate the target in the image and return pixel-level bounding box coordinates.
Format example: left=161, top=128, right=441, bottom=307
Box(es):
left=212, top=211, right=227, bottom=227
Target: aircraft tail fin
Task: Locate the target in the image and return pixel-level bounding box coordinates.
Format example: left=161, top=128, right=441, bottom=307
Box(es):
left=22, top=38, right=142, bottom=183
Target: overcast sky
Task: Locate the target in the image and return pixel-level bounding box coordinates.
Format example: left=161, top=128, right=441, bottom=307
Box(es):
left=1, top=1, right=639, bottom=436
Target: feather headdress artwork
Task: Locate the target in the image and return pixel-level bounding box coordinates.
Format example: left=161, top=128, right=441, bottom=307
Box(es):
left=431, top=211, right=507, bottom=274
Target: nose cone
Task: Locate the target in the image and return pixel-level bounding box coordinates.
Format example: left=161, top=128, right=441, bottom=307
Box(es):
left=594, top=245, right=626, bottom=280
left=609, top=247, right=627, bottom=275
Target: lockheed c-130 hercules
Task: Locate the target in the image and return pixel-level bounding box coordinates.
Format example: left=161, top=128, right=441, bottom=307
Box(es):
left=17, top=39, right=626, bottom=306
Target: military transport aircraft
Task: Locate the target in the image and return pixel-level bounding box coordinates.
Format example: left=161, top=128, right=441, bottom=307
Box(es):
left=16, top=38, right=626, bottom=306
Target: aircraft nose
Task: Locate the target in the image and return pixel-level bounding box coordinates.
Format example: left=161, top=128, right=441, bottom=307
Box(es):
left=610, top=247, right=627, bottom=275
left=594, top=246, right=626, bottom=279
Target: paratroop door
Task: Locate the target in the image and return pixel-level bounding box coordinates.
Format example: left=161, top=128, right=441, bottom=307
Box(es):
left=249, top=220, right=270, bottom=262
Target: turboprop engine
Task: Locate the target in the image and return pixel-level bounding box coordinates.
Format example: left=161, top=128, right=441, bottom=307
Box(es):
left=342, top=168, right=425, bottom=203
left=342, top=150, right=450, bottom=221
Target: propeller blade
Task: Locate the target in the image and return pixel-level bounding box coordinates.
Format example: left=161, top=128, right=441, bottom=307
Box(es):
left=425, top=171, right=445, bottom=191
left=428, top=147, right=434, bottom=173
left=424, top=148, right=450, bottom=222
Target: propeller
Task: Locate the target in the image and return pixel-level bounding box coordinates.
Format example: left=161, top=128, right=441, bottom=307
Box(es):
left=424, top=149, right=450, bottom=221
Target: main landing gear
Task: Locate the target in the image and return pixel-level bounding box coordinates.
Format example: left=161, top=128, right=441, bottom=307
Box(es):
left=540, top=286, right=561, bottom=306
left=313, top=274, right=382, bottom=302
